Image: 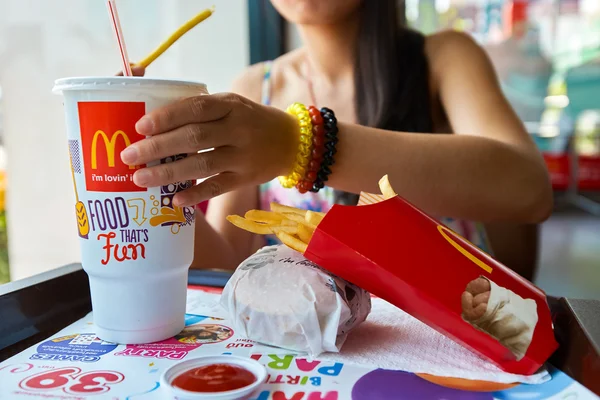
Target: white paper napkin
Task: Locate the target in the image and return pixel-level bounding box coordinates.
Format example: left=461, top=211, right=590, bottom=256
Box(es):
left=317, top=298, right=549, bottom=384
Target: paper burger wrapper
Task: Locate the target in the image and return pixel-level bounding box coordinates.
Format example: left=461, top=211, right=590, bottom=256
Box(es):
left=303, top=193, right=558, bottom=375
left=221, top=245, right=371, bottom=357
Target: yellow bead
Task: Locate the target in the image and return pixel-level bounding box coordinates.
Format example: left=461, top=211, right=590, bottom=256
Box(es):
left=300, top=149, right=311, bottom=158
left=281, top=102, right=316, bottom=189
left=299, top=135, right=311, bottom=144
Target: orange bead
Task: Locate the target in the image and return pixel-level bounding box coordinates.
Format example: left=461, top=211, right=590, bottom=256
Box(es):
left=311, top=113, right=323, bottom=126
left=313, top=124, right=325, bottom=137
left=309, top=160, right=320, bottom=172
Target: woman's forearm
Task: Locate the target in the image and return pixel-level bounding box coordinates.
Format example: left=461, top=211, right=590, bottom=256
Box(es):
left=328, top=123, right=552, bottom=223
left=190, top=187, right=261, bottom=270
left=190, top=215, right=240, bottom=270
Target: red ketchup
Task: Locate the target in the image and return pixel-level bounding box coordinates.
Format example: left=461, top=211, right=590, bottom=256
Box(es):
left=172, top=364, right=257, bottom=393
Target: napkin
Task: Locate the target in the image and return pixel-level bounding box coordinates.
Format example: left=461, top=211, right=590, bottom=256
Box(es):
left=318, top=297, right=550, bottom=384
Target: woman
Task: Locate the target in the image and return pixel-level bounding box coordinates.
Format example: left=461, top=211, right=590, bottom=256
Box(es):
left=120, top=0, right=552, bottom=271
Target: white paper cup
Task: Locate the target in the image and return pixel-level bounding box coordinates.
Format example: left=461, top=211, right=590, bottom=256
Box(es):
left=53, top=77, right=208, bottom=344
left=160, top=356, right=267, bottom=400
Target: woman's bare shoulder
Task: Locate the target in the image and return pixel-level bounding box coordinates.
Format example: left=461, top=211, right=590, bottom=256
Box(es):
left=231, top=49, right=305, bottom=103
left=424, top=30, right=488, bottom=72
left=231, top=63, right=268, bottom=103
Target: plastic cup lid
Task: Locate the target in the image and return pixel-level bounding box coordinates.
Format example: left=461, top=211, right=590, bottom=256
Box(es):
left=52, top=76, right=207, bottom=94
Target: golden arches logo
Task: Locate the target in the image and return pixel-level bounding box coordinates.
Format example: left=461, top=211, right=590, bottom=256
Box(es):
left=437, top=225, right=493, bottom=273
left=91, top=130, right=135, bottom=170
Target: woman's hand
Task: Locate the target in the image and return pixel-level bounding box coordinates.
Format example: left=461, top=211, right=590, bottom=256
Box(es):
left=116, top=65, right=146, bottom=76
left=120, top=94, right=299, bottom=206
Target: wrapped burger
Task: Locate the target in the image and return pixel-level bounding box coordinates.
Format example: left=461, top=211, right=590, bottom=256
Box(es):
left=220, top=245, right=371, bottom=357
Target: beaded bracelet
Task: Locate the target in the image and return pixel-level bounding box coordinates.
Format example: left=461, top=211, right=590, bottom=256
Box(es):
left=310, top=107, right=338, bottom=193
left=296, top=106, right=325, bottom=194
left=279, top=103, right=313, bottom=189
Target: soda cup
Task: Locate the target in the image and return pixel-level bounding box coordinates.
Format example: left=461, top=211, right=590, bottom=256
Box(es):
left=53, top=77, right=208, bottom=344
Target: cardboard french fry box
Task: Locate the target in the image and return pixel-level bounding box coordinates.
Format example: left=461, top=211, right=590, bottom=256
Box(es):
left=303, top=193, right=558, bottom=375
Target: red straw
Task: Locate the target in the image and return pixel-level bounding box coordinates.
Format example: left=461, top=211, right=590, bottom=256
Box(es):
left=106, top=0, right=133, bottom=76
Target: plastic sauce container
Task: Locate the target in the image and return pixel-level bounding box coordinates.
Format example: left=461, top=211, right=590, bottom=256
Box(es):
left=161, top=356, right=267, bottom=400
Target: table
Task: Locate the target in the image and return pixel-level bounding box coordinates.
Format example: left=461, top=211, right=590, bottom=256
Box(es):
left=1, top=264, right=599, bottom=399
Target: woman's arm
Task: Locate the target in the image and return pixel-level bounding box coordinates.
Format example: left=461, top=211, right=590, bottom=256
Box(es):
left=122, top=33, right=551, bottom=224
left=190, top=184, right=260, bottom=270
left=327, top=32, right=551, bottom=223
left=189, top=65, right=266, bottom=270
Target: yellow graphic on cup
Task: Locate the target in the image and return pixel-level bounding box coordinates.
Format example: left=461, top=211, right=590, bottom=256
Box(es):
left=69, top=148, right=90, bottom=239
left=437, top=225, right=493, bottom=274
left=127, top=198, right=148, bottom=226
left=150, top=206, right=186, bottom=227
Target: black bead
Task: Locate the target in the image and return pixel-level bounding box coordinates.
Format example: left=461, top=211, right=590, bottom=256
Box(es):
left=326, top=126, right=339, bottom=135
left=321, top=166, right=331, bottom=175
left=314, top=181, right=325, bottom=190
left=309, top=186, right=319, bottom=193
left=325, top=142, right=336, bottom=151
left=320, top=107, right=333, bottom=114
left=318, top=172, right=329, bottom=182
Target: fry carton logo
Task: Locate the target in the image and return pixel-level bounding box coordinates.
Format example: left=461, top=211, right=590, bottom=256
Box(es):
left=437, top=225, right=493, bottom=273
left=79, top=102, right=146, bottom=192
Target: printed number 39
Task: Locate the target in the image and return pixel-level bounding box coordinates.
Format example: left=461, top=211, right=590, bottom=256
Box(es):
left=19, top=367, right=124, bottom=395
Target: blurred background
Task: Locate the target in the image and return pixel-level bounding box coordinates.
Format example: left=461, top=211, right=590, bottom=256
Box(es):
left=0, top=0, right=598, bottom=299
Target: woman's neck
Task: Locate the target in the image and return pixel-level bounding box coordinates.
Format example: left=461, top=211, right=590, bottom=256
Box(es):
left=297, top=14, right=359, bottom=84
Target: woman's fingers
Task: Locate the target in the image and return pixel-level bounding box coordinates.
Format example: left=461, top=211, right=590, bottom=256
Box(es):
left=116, top=65, right=145, bottom=76
left=132, top=148, right=234, bottom=188
left=121, top=120, right=229, bottom=166
left=135, top=93, right=239, bottom=135
left=173, top=172, right=241, bottom=206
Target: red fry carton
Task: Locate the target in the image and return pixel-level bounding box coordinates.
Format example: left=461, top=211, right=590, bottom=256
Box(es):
left=304, top=193, right=558, bottom=375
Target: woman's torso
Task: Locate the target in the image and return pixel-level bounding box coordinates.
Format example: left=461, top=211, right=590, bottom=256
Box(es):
left=256, top=34, right=491, bottom=252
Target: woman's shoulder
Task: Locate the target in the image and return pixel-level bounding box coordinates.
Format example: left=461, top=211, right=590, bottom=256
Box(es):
left=231, top=49, right=305, bottom=104
left=230, top=63, right=268, bottom=103
left=424, top=30, right=488, bottom=71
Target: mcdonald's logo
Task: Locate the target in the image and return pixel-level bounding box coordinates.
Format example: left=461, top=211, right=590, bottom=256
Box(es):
left=437, top=225, right=493, bottom=274
left=78, top=101, right=147, bottom=193
left=91, top=130, right=135, bottom=170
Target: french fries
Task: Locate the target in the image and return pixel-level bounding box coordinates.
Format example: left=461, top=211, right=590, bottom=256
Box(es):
left=305, top=210, right=325, bottom=226
left=226, top=215, right=274, bottom=235
left=298, top=224, right=315, bottom=244
left=227, top=202, right=322, bottom=253
left=270, top=202, right=307, bottom=216
left=276, top=231, right=308, bottom=254
left=244, top=210, right=284, bottom=223
left=227, top=175, right=398, bottom=254
left=282, top=213, right=317, bottom=229
left=379, top=174, right=397, bottom=200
